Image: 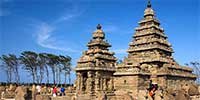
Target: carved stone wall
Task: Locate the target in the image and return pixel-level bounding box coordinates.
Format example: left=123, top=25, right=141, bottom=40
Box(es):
left=74, top=1, right=197, bottom=100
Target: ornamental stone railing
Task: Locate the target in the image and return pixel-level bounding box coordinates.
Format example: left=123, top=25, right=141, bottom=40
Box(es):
left=128, top=43, right=173, bottom=52
left=135, top=24, right=164, bottom=32
left=134, top=28, right=166, bottom=37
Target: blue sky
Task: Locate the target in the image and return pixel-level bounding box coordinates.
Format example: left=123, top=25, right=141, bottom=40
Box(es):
left=0, top=0, right=199, bottom=83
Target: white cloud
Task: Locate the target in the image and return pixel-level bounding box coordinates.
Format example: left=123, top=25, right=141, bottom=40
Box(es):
left=54, top=5, right=83, bottom=23
left=33, top=5, right=83, bottom=53
left=55, top=13, right=80, bottom=23
left=35, top=22, right=78, bottom=52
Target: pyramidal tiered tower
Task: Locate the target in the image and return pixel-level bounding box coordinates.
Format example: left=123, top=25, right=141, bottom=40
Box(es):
left=74, top=1, right=198, bottom=100
left=75, top=24, right=116, bottom=95
left=114, top=0, right=196, bottom=97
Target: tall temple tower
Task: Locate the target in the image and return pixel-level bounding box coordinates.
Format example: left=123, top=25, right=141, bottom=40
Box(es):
left=114, top=0, right=196, bottom=98
left=75, top=24, right=117, bottom=96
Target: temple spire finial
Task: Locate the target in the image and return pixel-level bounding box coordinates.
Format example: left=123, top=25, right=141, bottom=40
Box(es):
left=147, top=0, right=151, bottom=8
left=97, top=24, right=102, bottom=30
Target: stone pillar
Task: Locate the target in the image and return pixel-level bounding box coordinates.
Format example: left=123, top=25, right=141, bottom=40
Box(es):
left=100, top=78, right=103, bottom=90
left=80, top=73, right=85, bottom=92
left=95, top=72, right=100, bottom=92
left=76, top=72, right=82, bottom=92
left=103, top=78, right=107, bottom=90
left=86, top=71, right=93, bottom=94
left=108, top=77, right=114, bottom=91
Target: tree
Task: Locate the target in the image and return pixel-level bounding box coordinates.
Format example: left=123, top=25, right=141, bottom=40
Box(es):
left=38, top=53, right=49, bottom=83
left=59, top=55, right=71, bottom=84
left=37, top=54, right=45, bottom=84
left=0, top=55, right=14, bottom=83
left=57, top=63, right=62, bottom=84
left=8, top=54, right=20, bottom=83
left=46, top=54, right=59, bottom=84
left=20, top=51, right=38, bottom=83
left=1, top=51, right=72, bottom=84
left=186, top=61, right=200, bottom=84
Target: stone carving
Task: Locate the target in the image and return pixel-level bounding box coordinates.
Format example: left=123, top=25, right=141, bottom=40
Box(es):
left=73, top=1, right=198, bottom=100
left=75, top=24, right=116, bottom=96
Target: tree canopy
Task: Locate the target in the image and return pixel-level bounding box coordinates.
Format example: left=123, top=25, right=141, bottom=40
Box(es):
left=0, top=51, right=72, bottom=85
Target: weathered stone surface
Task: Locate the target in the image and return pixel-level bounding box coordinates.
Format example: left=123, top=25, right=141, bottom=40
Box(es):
left=46, top=1, right=200, bottom=100
left=188, top=84, right=199, bottom=96
left=174, top=90, right=190, bottom=100
left=113, top=0, right=197, bottom=99
left=75, top=24, right=117, bottom=96
left=15, top=86, right=25, bottom=100
left=36, top=95, right=51, bottom=100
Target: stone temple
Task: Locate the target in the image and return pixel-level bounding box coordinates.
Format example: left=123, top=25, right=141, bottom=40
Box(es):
left=74, top=1, right=198, bottom=100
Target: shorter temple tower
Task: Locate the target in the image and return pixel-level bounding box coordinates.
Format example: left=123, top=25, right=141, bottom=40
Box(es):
left=75, top=24, right=117, bottom=96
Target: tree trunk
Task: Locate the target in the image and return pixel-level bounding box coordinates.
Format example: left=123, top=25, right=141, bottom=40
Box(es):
left=64, top=72, right=67, bottom=85
left=6, top=70, right=11, bottom=83
left=68, top=72, right=71, bottom=85
left=56, top=68, right=58, bottom=84
left=52, top=68, right=56, bottom=84
left=15, top=67, right=20, bottom=84
left=35, top=69, right=39, bottom=84
left=39, top=66, right=44, bottom=84
left=58, top=68, right=61, bottom=84
left=32, top=73, right=35, bottom=83
left=32, top=68, right=37, bottom=83
left=9, top=68, right=12, bottom=83
left=45, top=66, right=49, bottom=84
